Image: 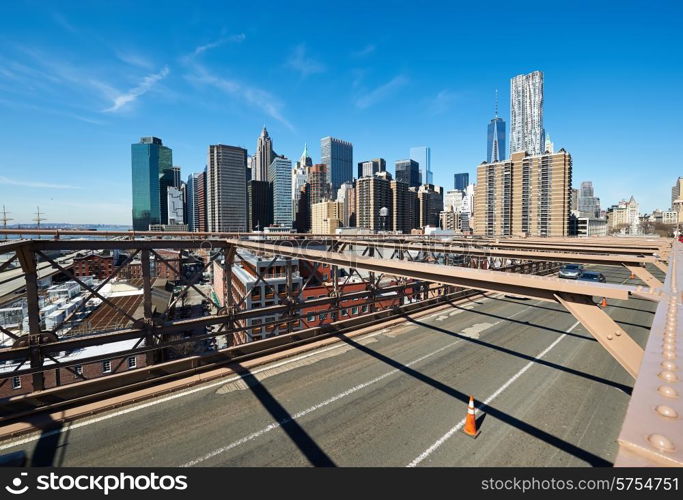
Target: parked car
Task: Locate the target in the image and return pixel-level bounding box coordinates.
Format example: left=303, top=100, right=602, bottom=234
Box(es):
left=577, top=271, right=606, bottom=283
left=559, top=264, right=584, bottom=279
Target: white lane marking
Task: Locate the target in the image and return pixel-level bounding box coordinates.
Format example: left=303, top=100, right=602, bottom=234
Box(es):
left=406, top=320, right=581, bottom=467
left=181, top=339, right=464, bottom=467
left=0, top=297, right=538, bottom=454
left=181, top=301, right=540, bottom=466
left=0, top=325, right=398, bottom=451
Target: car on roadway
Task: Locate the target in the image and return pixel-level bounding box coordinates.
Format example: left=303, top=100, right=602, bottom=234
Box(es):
left=577, top=271, right=606, bottom=283
left=559, top=263, right=584, bottom=279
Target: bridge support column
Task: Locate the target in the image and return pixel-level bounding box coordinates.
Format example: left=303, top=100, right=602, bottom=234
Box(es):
left=16, top=245, right=44, bottom=391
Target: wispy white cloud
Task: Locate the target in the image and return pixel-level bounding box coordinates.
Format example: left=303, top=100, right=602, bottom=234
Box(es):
left=286, top=44, right=325, bottom=77
left=352, top=44, right=376, bottom=57
left=428, top=89, right=457, bottom=115
left=52, top=12, right=78, bottom=34
left=192, top=33, right=246, bottom=57
left=0, top=176, right=81, bottom=189
left=115, top=51, right=155, bottom=70
left=185, top=64, right=293, bottom=130
left=104, top=66, right=170, bottom=112
left=0, top=96, right=106, bottom=125
left=355, top=75, right=409, bottom=109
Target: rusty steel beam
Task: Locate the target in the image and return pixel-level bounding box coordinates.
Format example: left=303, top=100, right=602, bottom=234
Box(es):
left=230, top=239, right=640, bottom=302
left=623, top=264, right=664, bottom=289
left=615, top=241, right=683, bottom=467
left=555, top=293, right=643, bottom=378
left=338, top=239, right=658, bottom=266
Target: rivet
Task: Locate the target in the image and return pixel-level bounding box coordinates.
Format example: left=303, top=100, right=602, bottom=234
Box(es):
left=661, top=360, right=678, bottom=371
left=663, top=351, right=677, bottom=360
left=648, top=434, right=676, bottom=453
left=659, top=370, right=679, bottom=382
left=615, top=330, right=621, bottom=337
left=658, top=385, right=679, bottom=398
left=655, top=405, right=679, bottom=419
left=607, top=334, right=613, bottom=340
left=663, top=342, right=676, bottom=352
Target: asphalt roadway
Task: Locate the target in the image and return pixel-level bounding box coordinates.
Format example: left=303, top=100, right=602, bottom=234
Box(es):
left=0, top=264, right=659, bottom=467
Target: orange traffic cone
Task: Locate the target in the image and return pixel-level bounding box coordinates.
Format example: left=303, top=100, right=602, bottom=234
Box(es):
left=463, top=395, right=480, bottom=438
left=600, top=297, right=607, bottom=308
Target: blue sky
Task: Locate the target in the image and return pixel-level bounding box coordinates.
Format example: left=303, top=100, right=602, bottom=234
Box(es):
left=0, top=0, right=681, bottom=224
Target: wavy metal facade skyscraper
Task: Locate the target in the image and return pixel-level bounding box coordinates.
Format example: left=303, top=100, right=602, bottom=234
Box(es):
left=510, top=71, right=545, bottom=156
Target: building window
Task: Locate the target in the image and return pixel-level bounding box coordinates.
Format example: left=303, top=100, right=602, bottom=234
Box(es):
left=361, top=305, right=368, bottom=313
left=319, top=313, right=326, bottom=321
left=74, top=365, right=83, bottom=377
left=12, top=376, right=21, bottom=389
left=307, top=313, right=315, bottom=322
left=352, top=307, right=358, bottom=315
left=102, top=360, right=112, bottom=373
left=127, top=357, right=137, bottom=369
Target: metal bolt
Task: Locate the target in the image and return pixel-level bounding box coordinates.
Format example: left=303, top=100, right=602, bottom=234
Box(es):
left=648, top=434, right=676, bottom=453
left=663, top=350, right=677, bottom=360
left=607, top=333, right=613, bottom=340
left=655, top=405, right=679, bottom=419
left=661, top=360, right=678, bottom=371
left=615, top=329, right=621, bottom=337
left=659, top=370, right=679, bottom=382
left=658, top=385, right=679, bottom=399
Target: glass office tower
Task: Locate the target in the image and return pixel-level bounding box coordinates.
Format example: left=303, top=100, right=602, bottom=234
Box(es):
left=409, top=146, right=431, bottom=185
left=321, top=136, right=353, bottom=195
left=454, top=173, right=469, bottom=191
left=395, top=159, right=420, bottom=187
left=131, top=137, right=172, bottom=231
left=487, top=117, right=506, bottom=162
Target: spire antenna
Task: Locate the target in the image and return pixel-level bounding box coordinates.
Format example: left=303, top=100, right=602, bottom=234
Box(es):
left=495, top=89, right=499, bottom=118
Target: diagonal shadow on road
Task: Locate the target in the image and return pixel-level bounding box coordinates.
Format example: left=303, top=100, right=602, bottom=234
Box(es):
left=232, top=363, right=336, bottom=467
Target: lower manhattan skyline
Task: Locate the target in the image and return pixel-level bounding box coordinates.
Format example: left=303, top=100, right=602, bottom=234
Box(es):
left=1, top=1, right=682, bottom=224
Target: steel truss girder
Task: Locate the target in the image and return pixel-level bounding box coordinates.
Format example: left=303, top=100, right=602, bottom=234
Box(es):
left=230, top=240, right=638, bottom=303
left=555, top=292, right=643, bottom=378
left=337, top=240, right=658, bottom=267
left=623, top=264, right=664, bottom=289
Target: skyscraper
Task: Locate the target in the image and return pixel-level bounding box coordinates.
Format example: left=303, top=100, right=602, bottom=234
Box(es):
left=487, top=93, right=506, bottom=162
left=336, top=181, right=356, bottom=227
left=410, top=146, right=431, bottom=185
left=186, top=174, right=196, bottom=231
left=292, top=144, right=311, bottom=220
left=248, top=180, right=272, bottom=231
left=269, top=156, right=293, bottom=228
left=309, top=164, right=330, bottom=205
left=357, top=158, right=386, bottom=179
left=577, top=181, right=601, bottom=218
left=453, top=173, right=469, bottom=191
left=159, top=165, right=181, bottom=224
left=417, top=184, right=443, bottom=228
left=391, top=179, right=414, bottom=234
left=510, top=71, right=545, bottom=156
left=473, top=150, right=572, bottom=237
left=321, top=136, right=353, bottom=194
left=131, top=137, right=172, bottom=231
left=254, top=126, right=274, bottom=182
left=356, top=172, right=392, bottom=232
left=196, top=170, right=207, bottom=232
left=206, top=145, right=247, bottom=232
left=395, top=159, right=420, bottom=188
